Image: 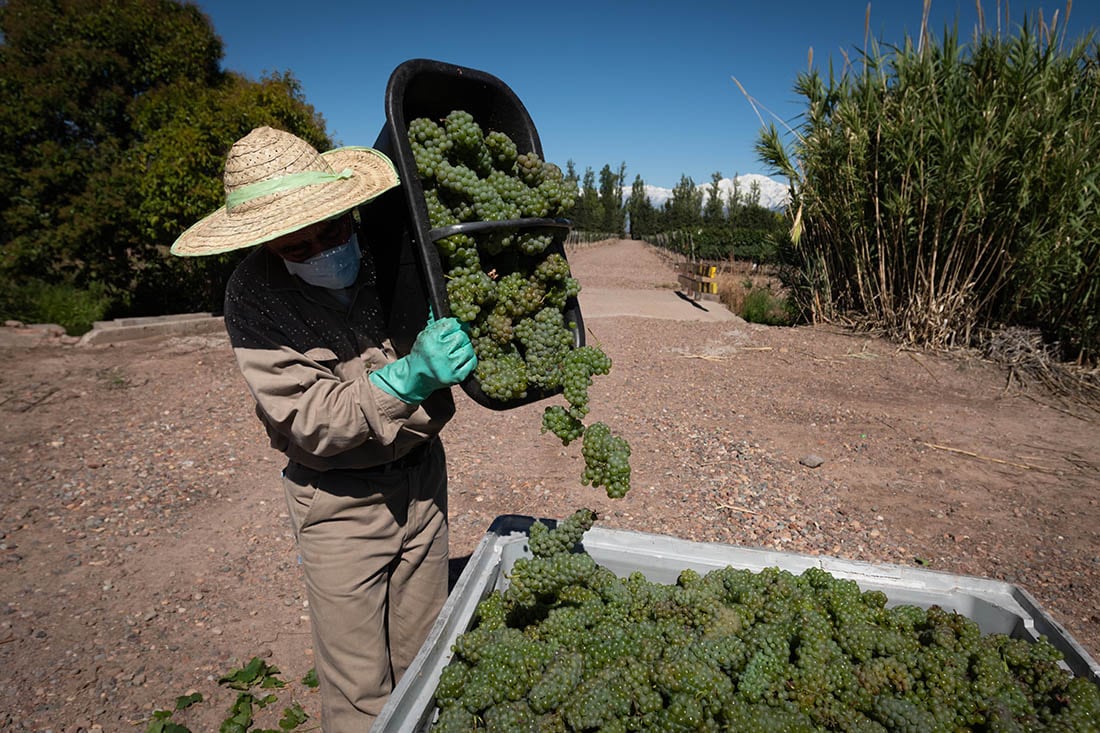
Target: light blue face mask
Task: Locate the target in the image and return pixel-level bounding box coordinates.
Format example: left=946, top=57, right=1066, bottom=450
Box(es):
left=284, top=231, right=361, bottom=289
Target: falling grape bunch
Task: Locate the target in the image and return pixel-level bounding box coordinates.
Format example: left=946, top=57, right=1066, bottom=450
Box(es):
left=408, top=110, right=631, bottom=498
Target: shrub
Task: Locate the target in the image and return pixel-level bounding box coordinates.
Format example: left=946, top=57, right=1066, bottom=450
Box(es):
left=739, top=287, right=791, bottom=326
left=717, top=266, right=792, bottom=326
left=0, top=279, right=116, bottom=336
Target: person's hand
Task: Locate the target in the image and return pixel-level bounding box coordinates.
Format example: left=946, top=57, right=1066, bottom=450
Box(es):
left=369, top=317, right=477, bottom=404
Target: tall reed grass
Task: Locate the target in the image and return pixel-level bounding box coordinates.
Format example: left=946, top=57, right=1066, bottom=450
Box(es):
left=757, top=2, right=1100, bottom=362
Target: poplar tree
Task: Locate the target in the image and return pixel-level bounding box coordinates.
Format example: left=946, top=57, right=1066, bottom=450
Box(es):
left=663, top=175, right=703, bottom=232
left=574, top=167, right=603, bottom=231
left=703, top=171, right=725, bottom=225
left=597, top=163, right=626, bottom=235
left=626, top=175, right=656, bottom=239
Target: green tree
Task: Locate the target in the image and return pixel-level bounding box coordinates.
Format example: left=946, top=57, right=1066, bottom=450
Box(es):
left=597, top=163, right=626, bottom=235
left=626, top=174, right=656, bottom=239
left=725, top=174, right=743, bottom=220
left=0, top=0, right=331, bottom=328
left=703, top=171, right=725, bottom=226
left=562, top=159, right=581, bottom=221
left=662, top=174, right=703, bottom=233
left=745, top=178, right=762, bottom=207
left=573, top=167, right=603, bottom=231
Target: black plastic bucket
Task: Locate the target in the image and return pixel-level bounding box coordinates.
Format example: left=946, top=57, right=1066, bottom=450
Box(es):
left=372, top=58, right=584, bottom=410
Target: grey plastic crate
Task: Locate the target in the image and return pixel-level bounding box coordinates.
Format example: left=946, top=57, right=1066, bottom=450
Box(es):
left=374, top=514, right=1100, bottom=732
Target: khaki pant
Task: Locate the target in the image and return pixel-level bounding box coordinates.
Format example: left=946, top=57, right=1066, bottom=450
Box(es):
left=282, top=438, right=449, bottom=732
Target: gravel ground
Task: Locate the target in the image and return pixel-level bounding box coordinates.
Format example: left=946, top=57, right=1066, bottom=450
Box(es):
left=1, top=239, right=1097, bottom=731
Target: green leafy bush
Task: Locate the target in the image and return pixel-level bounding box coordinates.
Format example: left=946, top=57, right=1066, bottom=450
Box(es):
left=0, top=279, right=115, bottom=336
left=739, top=287, right=792, bottom=326
left=717, top=267, right=793, bottom=326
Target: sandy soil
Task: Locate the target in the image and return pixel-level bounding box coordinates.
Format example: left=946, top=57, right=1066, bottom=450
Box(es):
left=1, top=239, right=1097, bottom=731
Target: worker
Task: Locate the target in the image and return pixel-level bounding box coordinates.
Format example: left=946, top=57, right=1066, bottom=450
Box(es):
left=172, top=125, right=476, bottom=729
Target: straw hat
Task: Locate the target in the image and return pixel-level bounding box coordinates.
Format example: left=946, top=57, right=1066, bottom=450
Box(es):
left=171, top=126, right=400, bottom=256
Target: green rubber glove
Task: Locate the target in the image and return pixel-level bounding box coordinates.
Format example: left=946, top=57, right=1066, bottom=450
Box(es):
left=369, top=317, right=477, bottom=404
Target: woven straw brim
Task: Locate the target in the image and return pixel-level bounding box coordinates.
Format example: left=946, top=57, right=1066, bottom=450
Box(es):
left=170, top=147, right=399, bottom=257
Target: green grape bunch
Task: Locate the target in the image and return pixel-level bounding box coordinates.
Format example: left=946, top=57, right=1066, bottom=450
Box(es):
left=527, top=509, right=598, bottom=559
left=580, top=422, right=631, bottom=499
left=408, top=110, right=578, bottom=404
left=431, top=515, right=1100, bottom=732
left=407, top=110, right=632, bottom=499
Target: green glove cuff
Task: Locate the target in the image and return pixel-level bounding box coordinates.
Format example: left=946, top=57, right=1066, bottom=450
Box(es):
left=370, top=358, right=434, bottom=404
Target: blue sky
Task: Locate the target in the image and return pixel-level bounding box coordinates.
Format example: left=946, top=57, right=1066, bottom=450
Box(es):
left=194, top=1, right=1098, bottom=192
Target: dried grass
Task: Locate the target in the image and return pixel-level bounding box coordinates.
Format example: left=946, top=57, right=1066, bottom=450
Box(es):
left=979, top=327, right=1100, bottom=416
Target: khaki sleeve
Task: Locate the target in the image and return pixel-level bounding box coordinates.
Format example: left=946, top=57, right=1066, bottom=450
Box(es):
left=233, top=343, right=418, bottom=457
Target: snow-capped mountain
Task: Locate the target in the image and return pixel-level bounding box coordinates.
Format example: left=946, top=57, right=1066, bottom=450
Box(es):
left=639, top=173, right=790, bottom=212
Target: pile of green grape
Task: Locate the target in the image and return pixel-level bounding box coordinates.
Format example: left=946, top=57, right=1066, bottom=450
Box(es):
left=430, top=510, right=1100, bottom=732
left=408, top=111, right=630, bottom=498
